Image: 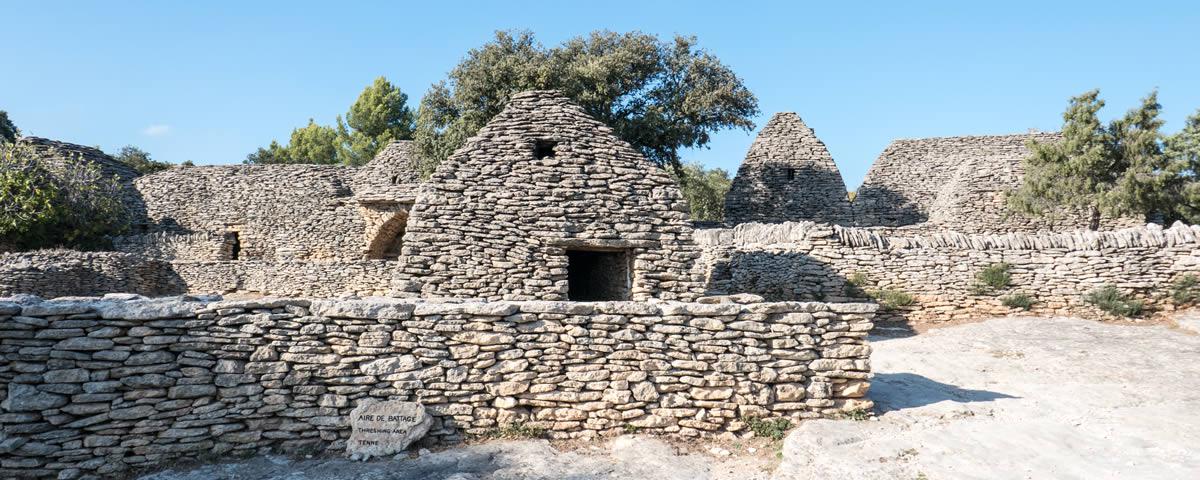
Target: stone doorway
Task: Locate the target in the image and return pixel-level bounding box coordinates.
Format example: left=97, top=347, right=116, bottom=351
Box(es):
left=566, top=249, right=631, bottom=301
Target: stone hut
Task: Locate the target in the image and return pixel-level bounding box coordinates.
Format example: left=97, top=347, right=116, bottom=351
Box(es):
left=724, top=113, right=852, bottom=225
left=400, top=90, right=705, bottom=301
left=121, top=142, right=424, bottom=262
left=18, top=136, right=139, bottom=184
left=352, top=140, right=423, bottom=260
left=853, top=132, right=1143, bottom=232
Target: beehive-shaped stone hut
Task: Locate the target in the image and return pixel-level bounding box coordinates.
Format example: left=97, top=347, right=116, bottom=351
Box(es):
left=353, top=140, right=423, bottom=200
left=724, top=113, right=852, bottom=225
left=854, top=132, right=1142, bottom=232
left=18, top=136, right=140, bottom=184
left=400, top=90, right=704, bottom=301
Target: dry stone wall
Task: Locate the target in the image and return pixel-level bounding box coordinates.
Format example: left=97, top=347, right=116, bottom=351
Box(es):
left=698, top=222, right=1200, bottom=323
left=129, top=165, right=368, bottom=261
left=0, top=253, right=405, bottom=299
left=0, top=252, right=181, bottom=299
left=0, top=296, right=875, bottom=479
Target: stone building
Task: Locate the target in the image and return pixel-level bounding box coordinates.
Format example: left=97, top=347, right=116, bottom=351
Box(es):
left=18, top=136, right=139, bottom=185
left=724, top=113, right=852, bottom=225
left=853, top=133, right=1143, bottom=232
left=119, top=140, right=422, bottom=262
left=400, top=90, right=705, bottom=301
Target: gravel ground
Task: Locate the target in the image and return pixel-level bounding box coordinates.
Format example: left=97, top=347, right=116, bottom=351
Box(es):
left=138, top=316, right=1200, bottom=480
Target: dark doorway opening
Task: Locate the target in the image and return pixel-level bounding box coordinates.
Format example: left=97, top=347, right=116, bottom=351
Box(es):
left=223, top=232, right=241, bottom=260
left=566, top=249, right=631, bottom=301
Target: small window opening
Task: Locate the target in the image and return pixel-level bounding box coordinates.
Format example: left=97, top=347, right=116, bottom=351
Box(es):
left=224, top=232, right=241, bottom=261
left=787, top=168, right=796, bottom=180
left=390, top=175, right=399, bottom=185
left=566, top=249, right=631, bottom=301
left=534, top=139, right=557, bottom=160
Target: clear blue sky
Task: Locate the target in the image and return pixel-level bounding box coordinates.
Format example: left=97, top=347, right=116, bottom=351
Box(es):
left=3, top=0, right=1198, bottom=188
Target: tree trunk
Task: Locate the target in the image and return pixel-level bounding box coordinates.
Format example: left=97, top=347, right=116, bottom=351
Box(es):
left=1089, top=205, right=1101, bottom=231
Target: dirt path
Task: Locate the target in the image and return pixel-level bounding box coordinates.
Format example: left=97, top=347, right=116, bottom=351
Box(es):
left=775, top=316, right=1200, bottom=480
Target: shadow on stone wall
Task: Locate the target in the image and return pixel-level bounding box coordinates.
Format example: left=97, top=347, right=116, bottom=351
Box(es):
left=705, top=250, right=861, bottom=302
left=726, top=163, right=853, bottom=225
left=851, top=184, right=928, bottom=227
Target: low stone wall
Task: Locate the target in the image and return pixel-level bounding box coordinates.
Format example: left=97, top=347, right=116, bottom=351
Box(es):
left=0, top=253, right=404, bottom=299
left=0, top=251, right=181, bottom=299
left=698, top=222, right=1200, bottom=323
left=0, top=296, right=875, bottom=479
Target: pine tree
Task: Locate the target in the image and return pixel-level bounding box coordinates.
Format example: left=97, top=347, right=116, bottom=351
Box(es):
left=1009, top=90, right=1165, bottom=229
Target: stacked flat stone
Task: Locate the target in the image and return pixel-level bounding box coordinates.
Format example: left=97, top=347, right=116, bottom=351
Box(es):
left=352, top=140, right=423, bottom=202
left=697, top=221, right=1200, bottom=323
left=724, top=113, right=852, bottom=225
left=853, top=133, right=1143, bottom=232
left=116, top=139, right=425, bottom=263
left=401, top=90, right=706, bottom=301
left=0, top=296, right=876, bottom=479
left=17, top=137, right=140, bottom=185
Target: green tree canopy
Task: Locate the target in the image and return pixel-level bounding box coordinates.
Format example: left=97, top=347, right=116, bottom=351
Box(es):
left=246, top=77, right=414, bottom=166
left=114, top=145, right=172, bottom=174
left=672, top=162, right=732, bottom=221
left=0, top=110, right=19, bottom=144
left=1008, top=90, right=1169, bottom=229
left=413, top=30, right=760, bottom=174
left=1164, top=109, right=1200, bottom=223
left=336, top=77, right=415, bottom=165
left=0, top=143, right=128, bottom=250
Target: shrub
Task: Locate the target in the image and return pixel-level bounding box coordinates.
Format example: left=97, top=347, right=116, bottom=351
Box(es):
left=871, top=289, right=915, bottom=309
left=1169, top=274, right=1200, bottom=305
left=486, top=422, right=546, bottom=439
left=843, top=408, right=871, bottom=421
left=973, top=263, right=1013, bottom=294
left=746, top=417, right=791, bottom=441
left=1000, top=292, right=1035, bottom=310
left=843, top=272, right=870, bottom=297
left=0, top=143, right=128, bottom=250
left=1083, top=285, right=1144, bottom=317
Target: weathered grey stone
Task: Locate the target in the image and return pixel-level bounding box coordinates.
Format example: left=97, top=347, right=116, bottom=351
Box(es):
left=53, top=337, right=114, bottom=351
left=168, top=385, right=216, bottom=399
left=347, top=401, right=432, bottom=460
left=360, top=355, right=420, bottom=376
left=2, top=384, right=68, bottom=411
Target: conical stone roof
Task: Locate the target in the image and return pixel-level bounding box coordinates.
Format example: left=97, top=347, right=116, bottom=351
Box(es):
left=723, top=113, right=851, bottom=225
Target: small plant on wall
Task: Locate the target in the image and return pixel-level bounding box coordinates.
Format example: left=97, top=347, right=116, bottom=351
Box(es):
left=843, top=272, right=870, bottom=297
left=972, top=263, right=1013, bottom=295
left=871, top=288, right=916, bottom=309
left=1000, top=292, right=1035, bottom=310
left=1169, top=274, right=1200, bottom=305
left=1083, top=285, right=1144, bottom=317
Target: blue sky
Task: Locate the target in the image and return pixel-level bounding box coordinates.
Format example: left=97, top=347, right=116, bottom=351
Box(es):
left=3, top=0, right=1198, bottom=188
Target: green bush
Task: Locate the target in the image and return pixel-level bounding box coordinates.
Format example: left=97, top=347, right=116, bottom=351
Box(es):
left=746, top=417, right=792, bottom=441
left=0, top=143, right=128, bottom=250
left=1000, top=292, right=1035, bottom=310
left=871, top=289, right=915, bottom=309
left=973, top=263, right=1013, bottom=294
left=1083, top=285, right=1144, bottom=317
left=844, top=272, right=870, bottom=297
left=1169, top=274, right=1200, bottom=305
left=485, top=422, right=546, bottom=440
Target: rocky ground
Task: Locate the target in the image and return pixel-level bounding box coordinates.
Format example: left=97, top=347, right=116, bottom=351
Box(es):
left=138, top=315, right=1200, bottom=480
